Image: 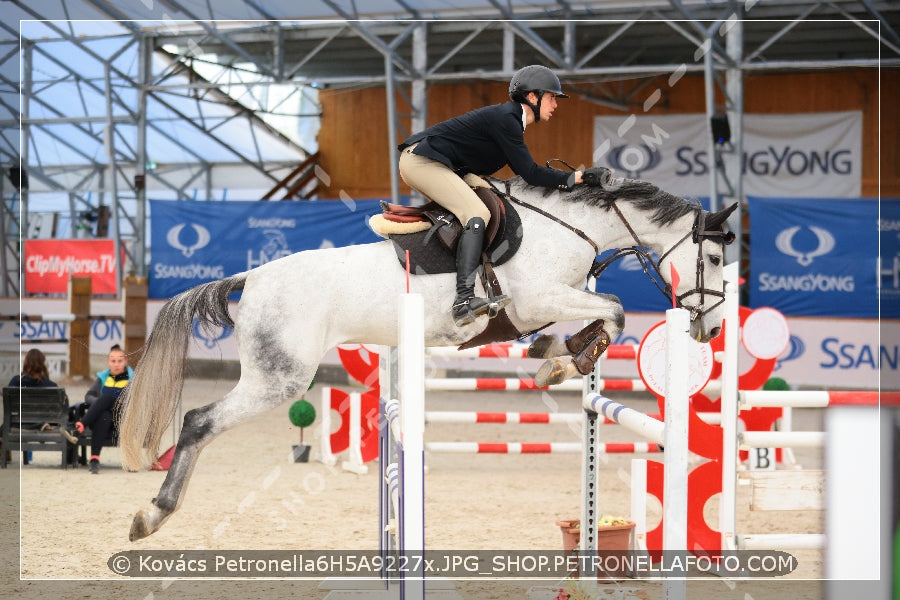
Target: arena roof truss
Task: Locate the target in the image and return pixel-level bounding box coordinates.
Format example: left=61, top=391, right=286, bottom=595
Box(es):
left=0, top=0, right=897, bottom=296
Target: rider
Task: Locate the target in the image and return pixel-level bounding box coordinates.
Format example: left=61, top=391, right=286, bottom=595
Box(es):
left=398, top=65, right=584, bottom=327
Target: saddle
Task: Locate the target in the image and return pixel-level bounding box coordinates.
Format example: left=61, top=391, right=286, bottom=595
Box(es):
left=379, top=186, right=505, bottom=252
left=370, top=185, right=530, bottom=350
left=372, top=186, right=523, bottom=276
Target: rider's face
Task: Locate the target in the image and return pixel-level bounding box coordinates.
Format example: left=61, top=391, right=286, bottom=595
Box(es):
left=539, top=92, right=558, bottom=121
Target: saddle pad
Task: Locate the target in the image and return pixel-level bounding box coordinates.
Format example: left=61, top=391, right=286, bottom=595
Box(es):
left=389, top=197, right=523, bottom=275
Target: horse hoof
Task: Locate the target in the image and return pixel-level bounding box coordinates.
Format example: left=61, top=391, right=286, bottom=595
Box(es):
left=535, top=358, right=568, bottom=386
left=129, top=509, right=155, bottom=542
left=528, top=335, right=558, bottom=359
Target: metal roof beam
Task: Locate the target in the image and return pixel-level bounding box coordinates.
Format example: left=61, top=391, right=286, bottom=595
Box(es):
left=744, top=3, right=820, bottom=63
left=488, top=0, right=568, bottom=67
left=151, top=0, right=276, bottom=77
left=284, top=24, right=349, bottom=80
left=574, top=17, right=643, bottom=70
left=831, top=1, right=900, bottom=57
left=426, top=21, right=492, bottom=76
left=154, top=48, right=313, bottom=156
left=320, top=0, right=418, bottom=76
left=80, top=0, right=143, bottom=35
left=146, top=90, right=278, bottom=183
left=666, top=0, right=734, bottom=65
left=857, top=0, right=900, bottom=49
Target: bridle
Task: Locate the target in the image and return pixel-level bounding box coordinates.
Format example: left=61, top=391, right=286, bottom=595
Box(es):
left=589, top=202, right=735, bottom=323
left=493, top=179, right=734, bottom=323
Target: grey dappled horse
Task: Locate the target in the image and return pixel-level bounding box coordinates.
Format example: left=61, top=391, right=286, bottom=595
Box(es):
left=119, top=175, right=736, bottom=541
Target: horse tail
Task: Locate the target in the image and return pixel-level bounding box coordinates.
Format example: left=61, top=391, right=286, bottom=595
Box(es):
left=118, top=273, right=247, bottom=471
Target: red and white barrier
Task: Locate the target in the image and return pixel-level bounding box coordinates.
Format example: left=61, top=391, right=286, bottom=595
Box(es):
left=425, top=375, right=721, bottom=394
left=740, top=389, right=899, bottom=408
left=424, top=377, right=585, bottom=392
left=717, top=276, right=892, bottom=566
left=425, top=441, right=660, bottom=454
left=426, top=342, right=640, bottom=360
left=424, top=411, right=581, bottom=425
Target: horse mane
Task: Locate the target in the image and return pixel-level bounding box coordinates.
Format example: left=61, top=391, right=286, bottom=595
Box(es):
left=502, top=175, right=701, bottom=227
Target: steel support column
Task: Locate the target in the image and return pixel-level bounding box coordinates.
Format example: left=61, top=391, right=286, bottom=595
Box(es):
left=704, top=8, right=744, bottom=269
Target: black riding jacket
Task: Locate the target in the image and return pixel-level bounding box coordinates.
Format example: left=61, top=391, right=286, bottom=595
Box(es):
left=399, top=101, right=571, bottom=191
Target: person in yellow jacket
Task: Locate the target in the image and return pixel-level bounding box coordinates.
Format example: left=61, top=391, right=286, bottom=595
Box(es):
left=63, top=345, right=132, bottom=473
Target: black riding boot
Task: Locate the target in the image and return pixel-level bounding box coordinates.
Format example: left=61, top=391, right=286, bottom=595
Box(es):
left=451, top=217, right=510, bottom=327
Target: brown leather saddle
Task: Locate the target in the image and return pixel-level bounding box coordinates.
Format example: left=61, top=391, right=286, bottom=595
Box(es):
left=380, top=186, right=523, bottom=276
left=380, top=187, right=506, bottom=253
left=379, top=186, right=531, bottom=349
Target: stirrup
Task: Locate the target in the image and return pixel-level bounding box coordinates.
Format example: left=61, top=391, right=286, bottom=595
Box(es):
left=452, top=295, right=510, bottom=326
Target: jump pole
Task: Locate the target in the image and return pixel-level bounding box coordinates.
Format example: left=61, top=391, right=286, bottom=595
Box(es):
left=719, top=275, right=740, bottom=552
left=397, top=292, right=425, bottom=599
left=581, top=308, right=689, bottom=600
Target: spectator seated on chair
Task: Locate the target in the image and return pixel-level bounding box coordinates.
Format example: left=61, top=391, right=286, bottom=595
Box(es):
left=6, top=348, right=57, bottom=465
left=63, top=345, right=132, bottom=474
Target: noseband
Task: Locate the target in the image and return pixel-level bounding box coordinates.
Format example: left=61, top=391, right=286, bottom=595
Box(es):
left=589, top=201, right=735, bottom=322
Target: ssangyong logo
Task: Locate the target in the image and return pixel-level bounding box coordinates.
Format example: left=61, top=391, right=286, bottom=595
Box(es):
left=606, top=144, right=661, bottom=179
left=167, top=223, right=211, bottom=258
left=192, top=317, right=233, bottom=349
left=775, top=226, right=835, bottom=266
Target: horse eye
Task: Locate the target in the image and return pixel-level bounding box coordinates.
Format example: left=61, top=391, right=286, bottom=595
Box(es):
left=709, top=255, right=721, bottom=266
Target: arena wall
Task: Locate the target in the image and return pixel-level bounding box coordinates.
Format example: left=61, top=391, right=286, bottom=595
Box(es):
left=317, top=69, right=896, bottom=199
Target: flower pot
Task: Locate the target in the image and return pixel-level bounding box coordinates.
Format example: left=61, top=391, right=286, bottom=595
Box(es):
left=556, top=519, right=581, bottom=553
left=555, top=518, right=635, bottom=580
left=292, top=444, right=311, bottom=462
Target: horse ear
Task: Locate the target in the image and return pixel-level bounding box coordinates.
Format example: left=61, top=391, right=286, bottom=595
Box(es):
left=706, top=202, right=738, bottom=230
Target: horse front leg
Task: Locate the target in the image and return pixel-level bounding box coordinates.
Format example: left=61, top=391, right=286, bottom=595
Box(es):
left=533, top=319, right=612, bottom=386
left=512, top=286, right=625, bottom=386
left=526, top=318, right=607, bottom=359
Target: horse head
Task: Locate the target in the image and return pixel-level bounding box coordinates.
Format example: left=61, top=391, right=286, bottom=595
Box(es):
left=568, top=178, right=737, bottom=344
left=656, top=202, right=737, bottom=342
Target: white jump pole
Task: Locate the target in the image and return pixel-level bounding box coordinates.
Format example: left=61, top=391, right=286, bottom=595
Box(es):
left=825, top=405, right=881, bottom=580
left=398, top=292, right=425, bottom=599
left=318, top=386, right=338, bottom=467
left=582, top=395, right=665, bottom=445
left=719, top=274, right=740, bottom=551
left=580, top=307, right=690, bottom=596
left=341, top=393, right=369, bottom=474
left=663, top=307, right=689, bottom=600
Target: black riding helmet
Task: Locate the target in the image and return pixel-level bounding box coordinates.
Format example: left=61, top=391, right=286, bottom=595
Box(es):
left=508, top=65, right=569, bottom=122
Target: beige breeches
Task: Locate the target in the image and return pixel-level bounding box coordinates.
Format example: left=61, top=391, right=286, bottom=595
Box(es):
left=398, top=145, right=491, bottom=227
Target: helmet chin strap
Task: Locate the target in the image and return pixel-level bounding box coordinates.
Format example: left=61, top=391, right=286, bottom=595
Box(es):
left=524, top=92, right=543, bottom=122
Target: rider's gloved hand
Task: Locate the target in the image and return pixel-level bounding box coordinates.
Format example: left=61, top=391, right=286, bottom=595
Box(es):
left=581, top=166, right=612, bottom=187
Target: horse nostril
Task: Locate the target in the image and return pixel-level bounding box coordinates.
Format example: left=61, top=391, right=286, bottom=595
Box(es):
left=709, top=326, right=721, bottom=338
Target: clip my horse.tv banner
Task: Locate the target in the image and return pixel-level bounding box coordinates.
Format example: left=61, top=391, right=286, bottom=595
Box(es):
left=149, top=199, right=383, bottom=299
left=747, top=197, right=900, bottom=319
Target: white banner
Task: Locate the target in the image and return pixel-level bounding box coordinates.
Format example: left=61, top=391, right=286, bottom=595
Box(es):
left=593, top=111, right=861, bottom=198
left=3, top=299, right=893, bottom=391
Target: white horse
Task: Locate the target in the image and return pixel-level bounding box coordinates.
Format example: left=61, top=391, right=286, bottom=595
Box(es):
left=118, top=175, right=736, bottom=541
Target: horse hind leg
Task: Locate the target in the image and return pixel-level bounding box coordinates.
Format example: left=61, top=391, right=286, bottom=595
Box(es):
left=534, top=320, right=612, bottom=386
left=129, top=378, right=307, bottom=542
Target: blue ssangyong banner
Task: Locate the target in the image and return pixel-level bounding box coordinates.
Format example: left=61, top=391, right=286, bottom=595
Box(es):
left=748, top=197, right=899, bottom=319
left=149, top=199, right=383, bottom=299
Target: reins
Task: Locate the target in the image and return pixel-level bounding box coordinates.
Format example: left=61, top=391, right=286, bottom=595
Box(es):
left=488, top=177, right=731, bottom=323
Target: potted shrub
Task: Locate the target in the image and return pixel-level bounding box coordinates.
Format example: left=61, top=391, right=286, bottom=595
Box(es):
left=288, top=398, right=316, bottom=462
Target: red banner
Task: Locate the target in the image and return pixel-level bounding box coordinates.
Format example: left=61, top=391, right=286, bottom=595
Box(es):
left=24, top=239, right=118, bottom=295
